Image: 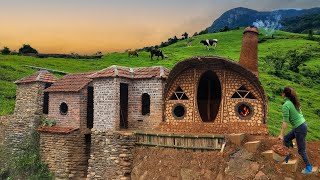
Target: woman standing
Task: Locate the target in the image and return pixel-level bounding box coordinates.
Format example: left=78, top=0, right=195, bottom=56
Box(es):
left=278, top=86, right=313, bottom=174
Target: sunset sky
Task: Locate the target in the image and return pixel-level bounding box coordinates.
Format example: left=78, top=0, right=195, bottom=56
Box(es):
left=1, top=0, right=319, bottom=54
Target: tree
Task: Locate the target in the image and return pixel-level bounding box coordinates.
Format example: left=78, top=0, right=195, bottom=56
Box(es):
left=199, top=28, right=209, bottom=35
left=193, top=32, right=198, bottom=37
left=1, top=46, right=11, bottom=55
left=181, top=32, right=188, bottom=39
left=307, top=29, right=314, bottom=40
left=220, top=26, right=230, bottom=32
left=287, top=50, right=311, bottom=73
left=19, top=44, right=38, bottom=54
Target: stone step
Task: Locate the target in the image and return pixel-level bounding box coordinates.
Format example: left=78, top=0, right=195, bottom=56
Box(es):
left=272, top=151, right=286, bottom=162
left=261, top=150, right=273, bottom=161
left=228, top=133, right=246, bottom=145
left=312, top=166, right=319, bottom=175
left=281, top=159, right=299, bottom=172
left=244, top=140, right=261, bottom=153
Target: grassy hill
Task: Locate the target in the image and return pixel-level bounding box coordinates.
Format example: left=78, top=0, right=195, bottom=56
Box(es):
left=0, top=29, right=319, bottom=140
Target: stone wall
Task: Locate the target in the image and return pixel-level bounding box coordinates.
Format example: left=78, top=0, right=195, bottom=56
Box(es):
left=87, top=131, right=135, bottom=180
left=48, top=88, right=89, bottom=132
left=4, top=82, right=46, bottom=150
left=39, top=130, right=88, bottom=179
left=0, top=115, right=11, bottom=145
left=161, top=65, right=268, bottom=135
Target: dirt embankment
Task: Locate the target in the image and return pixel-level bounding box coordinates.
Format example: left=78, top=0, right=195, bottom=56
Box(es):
left=132, top=136, right=320, bottom=180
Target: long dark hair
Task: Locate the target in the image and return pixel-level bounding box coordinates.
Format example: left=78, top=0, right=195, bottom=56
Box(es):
left=283, top=86, right=301, bottom=111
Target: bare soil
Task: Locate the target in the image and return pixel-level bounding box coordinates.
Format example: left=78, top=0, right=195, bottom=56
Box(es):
left=132, top=135, right=320, bottom=180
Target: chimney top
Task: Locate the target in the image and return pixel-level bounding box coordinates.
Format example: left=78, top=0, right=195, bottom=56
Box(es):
left=244, top=26, right=259, bottom=34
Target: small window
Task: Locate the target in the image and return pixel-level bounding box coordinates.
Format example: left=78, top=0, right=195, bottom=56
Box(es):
left=142, top=93, right=150, bottom=115
left=169, top=86, right=189, bottom=100
left=43, top=83, right=52, bottom=114
left=231, top=85, right=256, bottom=99
left=172, top=104, right=186, bottom=119
left=60, top=102, right=68, bottom=115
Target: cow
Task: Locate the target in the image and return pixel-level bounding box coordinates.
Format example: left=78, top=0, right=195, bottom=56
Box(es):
left=128, top=50, right=139, bottom=57
left=200, top=39, right=218, bottom=50
left=150, top=49, right=164, bottom=60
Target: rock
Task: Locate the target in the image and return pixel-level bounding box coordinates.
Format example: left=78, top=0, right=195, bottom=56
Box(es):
left=254, top=171, right=268, bottom=180
left=225, top=149, right=260, bottom=179
left=215, top=170, right=224, bottom=180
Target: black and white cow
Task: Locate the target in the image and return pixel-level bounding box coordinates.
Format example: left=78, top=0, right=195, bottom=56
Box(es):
left=150, top=49, right=164, bottom=60
left=200, top=39, right=218, bottom=50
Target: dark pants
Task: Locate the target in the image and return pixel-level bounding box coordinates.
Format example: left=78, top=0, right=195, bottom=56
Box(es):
left=283, top=122, right=311, bottom=166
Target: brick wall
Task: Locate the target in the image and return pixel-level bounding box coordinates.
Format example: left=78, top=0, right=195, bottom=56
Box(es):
left=39, top=130, right=88, bottom=179
left=93, top=77, right=165, bottom=131
left=128, top=79, right=165, bottom=130
left=93, top=78, right=118, bottom=131
left=161, top=65, right=268, bottom=135
left=48, top=88, right=89, bottom=132
left=87, top=130, right=135, bottom=180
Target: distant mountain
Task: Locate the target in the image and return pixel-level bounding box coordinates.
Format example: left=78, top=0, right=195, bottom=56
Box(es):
left=281, top=13, right=320, bottom=34
left=208, top=7, right=320, bottom=33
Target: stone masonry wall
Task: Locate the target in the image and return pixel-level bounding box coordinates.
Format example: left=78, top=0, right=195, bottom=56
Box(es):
left=39, top=130, right=88, bottom=179
left=161, top=65, right=268, bottom=135
left=4, top=82, right=46, bottom=150
left=87, top=131, right=135, bottom=180
left=0, top=115, right=11, bottom=145
left=48, top=88, right=89, bottom=132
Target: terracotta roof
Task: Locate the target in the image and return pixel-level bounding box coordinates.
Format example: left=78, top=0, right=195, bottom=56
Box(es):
left=89, top=65, right=169, bottom=79
left=37, top=126, right=79, bottom=134
left=15, top=70, right=58, bottom=84
left=45, top=71, right=97, bottom=92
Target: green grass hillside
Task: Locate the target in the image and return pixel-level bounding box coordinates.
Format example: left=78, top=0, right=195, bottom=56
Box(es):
left=0, top=29, right=319, bottom=140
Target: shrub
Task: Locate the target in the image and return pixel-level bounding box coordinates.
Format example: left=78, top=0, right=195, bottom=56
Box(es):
left=287, top=50, right=311, bottom=73
left=41, top=118, right=56, bottom=127
left=0, top=132, right=52, bottom=179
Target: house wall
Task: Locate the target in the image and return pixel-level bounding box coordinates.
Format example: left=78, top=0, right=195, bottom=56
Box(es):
left=39, top=130, right=88, bottom=179
left=161, top=65, right=268, bottom=135
left=48, top=88, right=88, bottom=132
left=93, top=77, right=165, bottom=131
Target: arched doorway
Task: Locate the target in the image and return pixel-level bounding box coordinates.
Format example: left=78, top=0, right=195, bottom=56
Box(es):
left=197, top=70, right=221, bottom=122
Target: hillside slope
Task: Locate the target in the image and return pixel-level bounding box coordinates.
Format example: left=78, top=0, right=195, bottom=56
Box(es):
left=0, top=29, right=319, bottom=140
left=208, top=7, right=320, bottom=33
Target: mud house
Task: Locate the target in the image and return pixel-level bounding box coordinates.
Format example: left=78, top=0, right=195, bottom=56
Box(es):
left=2, top=26, right=269, bottom=179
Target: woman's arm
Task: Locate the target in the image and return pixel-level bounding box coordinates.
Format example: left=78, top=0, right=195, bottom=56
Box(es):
left=278, top=122, right=288, bottom=140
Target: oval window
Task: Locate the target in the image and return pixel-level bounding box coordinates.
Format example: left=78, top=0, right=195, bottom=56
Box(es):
left=60, top=102, right=68, bottom=115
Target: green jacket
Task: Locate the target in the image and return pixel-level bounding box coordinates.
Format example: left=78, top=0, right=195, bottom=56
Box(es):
left=282, top=97, right=305, bottom=129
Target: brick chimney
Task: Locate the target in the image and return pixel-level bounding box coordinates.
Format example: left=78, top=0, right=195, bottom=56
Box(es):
left=239, top=26, right=259, bottom=77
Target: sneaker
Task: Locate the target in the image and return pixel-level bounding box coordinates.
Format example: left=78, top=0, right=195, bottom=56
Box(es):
left=285, top=155, right=290, bottom=163
left=301, top=165, right=313, bottom=174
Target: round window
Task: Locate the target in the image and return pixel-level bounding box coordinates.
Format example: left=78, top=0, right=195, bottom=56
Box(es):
left=172, top=104, right=186, bottom=119
left=60, top=102, right=68, bottom=115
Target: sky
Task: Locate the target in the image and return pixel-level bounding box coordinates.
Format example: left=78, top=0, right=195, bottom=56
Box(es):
left=0, top=0, right=319, bottom=54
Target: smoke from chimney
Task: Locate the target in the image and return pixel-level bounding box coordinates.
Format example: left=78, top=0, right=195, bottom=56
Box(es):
left=239, top=26, right=259, bottom=77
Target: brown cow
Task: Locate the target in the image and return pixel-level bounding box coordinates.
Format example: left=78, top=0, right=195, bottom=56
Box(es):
left=128, top=50, right=139, bottom=57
